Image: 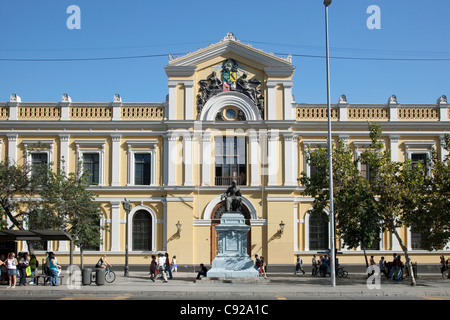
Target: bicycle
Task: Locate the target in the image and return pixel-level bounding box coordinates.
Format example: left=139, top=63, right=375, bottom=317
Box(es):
left=318, top=265, right=348, bottom=278
left=105, top=267, right=116, bottom=283
left=91, top=267, right=116, bottom=284
left=337, top=266, right=348, bottom=278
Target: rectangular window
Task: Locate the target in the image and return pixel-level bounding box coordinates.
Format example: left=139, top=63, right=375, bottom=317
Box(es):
left=214, top=137, right=246, bottom=186
left=307, top=153, right=326, bottom=178
left=360, top=162, right=374, bottom=182
left=355, top=147, right=373, bottom=182
left=31, top=153, right=48, bottom=177
left=411, top=225, right=423, bottom=250
left=360, top=163, right=369, bottom=180
left=411, top=153, right=428, bottom=172
left=364, top=239, right=380, bottom=250
left=83, top=153, right=100, bottom=185
left=309, top=164, right=323, bottom=177
left=134, top=153, right=151, bottom=185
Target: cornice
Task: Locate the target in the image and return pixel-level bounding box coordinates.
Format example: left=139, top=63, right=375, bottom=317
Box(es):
left=167, top=33, right=294, bottom=73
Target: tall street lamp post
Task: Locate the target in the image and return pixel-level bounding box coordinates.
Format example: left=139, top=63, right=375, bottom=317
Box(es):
left=122, top=198, right=132, bottom=277
left=324, top=0, right=336, bottom=287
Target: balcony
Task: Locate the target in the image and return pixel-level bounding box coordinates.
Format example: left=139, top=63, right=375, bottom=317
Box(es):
left=215, top=176, right=245, bottom=186
left=295, top=95, right=449, bottom=122
left=0, top=95, right=165, bottom=121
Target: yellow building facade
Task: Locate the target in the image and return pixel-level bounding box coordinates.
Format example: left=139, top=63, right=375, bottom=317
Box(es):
left=1, top=33, right=449, bottom=269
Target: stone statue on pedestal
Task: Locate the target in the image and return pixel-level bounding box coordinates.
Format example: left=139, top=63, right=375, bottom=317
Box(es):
left=220, top=180, right=242, bottom=212
left=204, top=182, right=260, bottom=279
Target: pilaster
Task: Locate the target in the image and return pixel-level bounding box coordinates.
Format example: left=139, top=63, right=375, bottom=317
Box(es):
left=202, top=132, right=212, bottom=186
left=111, top=134, right=121, bottom=186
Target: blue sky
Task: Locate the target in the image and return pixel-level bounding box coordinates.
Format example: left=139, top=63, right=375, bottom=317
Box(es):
left=0, top=0, right=449, bottom=104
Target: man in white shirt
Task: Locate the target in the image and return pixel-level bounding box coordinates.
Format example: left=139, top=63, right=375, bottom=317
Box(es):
left=157, top=253, right=168, bottom=282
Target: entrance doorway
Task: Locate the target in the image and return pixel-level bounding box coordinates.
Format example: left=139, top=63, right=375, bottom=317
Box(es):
left=210, top=201, right=251, bottom=263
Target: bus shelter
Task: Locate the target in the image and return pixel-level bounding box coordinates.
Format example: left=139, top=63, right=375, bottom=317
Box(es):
left=0, top=230, right=73, bottom=265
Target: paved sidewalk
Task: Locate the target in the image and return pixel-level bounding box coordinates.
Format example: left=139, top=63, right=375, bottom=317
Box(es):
left=2, top=271, right=450, bottom=300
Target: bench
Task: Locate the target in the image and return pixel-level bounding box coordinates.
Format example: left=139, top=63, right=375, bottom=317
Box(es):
left=23, top=273, right=63, bottom=285
left=39, top=274, right=64, bottom=286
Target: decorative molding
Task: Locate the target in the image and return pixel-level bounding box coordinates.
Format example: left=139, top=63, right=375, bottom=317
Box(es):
left=199, top=91, right=262, bottom=121
left=167, top=33, right=294, bottom=69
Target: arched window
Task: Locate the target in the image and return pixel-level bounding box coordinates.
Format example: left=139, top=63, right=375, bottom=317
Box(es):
left=309, top=214, right=329, bottom=250
left=132, top=210, right=152, bottom=251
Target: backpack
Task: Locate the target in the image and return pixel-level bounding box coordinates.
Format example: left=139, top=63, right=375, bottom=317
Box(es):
left=95, top=258, right=102, bottom=268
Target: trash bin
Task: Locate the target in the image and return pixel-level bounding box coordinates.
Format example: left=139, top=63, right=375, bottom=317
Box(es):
left=95, top=268, right=105, bottom=286
left=82, top=268, right=92, bottom=285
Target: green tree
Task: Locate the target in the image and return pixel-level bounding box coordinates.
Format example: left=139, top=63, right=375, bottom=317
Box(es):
left=30, top=164, right=104, bottom=269
left=300, top=123, right=443, bottom=286
left=402, top=134, right=450, bottom=252
left=0, top=159, right=39, bottom=230
left=360, top=123, right=423, bottom=286
left=0, top=158, right=48, bottom=253
left=1, top=158, right=103, bottom=268
left=299, top=138, right=382, bottom=268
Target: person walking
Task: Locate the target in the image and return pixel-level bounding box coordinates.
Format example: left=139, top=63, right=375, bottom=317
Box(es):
left=394, top=255, right=403, bottom=281
left=379, top=256, right=388, bottom=278
left=149, top=255, right=157, bottom=282
left=440, top=256, right=447, bottom=280
left=388, top=253, right=397, bottom=279
left=312, top=255, right=318, bottom=276
left=320, top=255, right=328, bottom=277
left=5, top=252, right=18, bottom=289
left=165, top=252, right=173, bottom=279
left=254, top=254, right=262, bottom=274
left=29, top=254, right=39, bottom=285
left=367, top=255, right=377, bottom=278
left=171, top=255, right=178, bottom=274
left=157, top=253, right=168, bottom=283
left=48, top=252, right=61, bottom=286
left=44, top=251, right=50, bottom=276
left=18, top=252, right=30, bottom=286
left=294, top=256, right=305, bottom=275
left=260, top=256, right=267, bottom=279
left=446, top=258, right=450, bottom=279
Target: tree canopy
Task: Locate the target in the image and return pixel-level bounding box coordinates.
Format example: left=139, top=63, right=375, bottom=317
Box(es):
left=300, top=124, right=450, bottom=286
left=0, top=158, right=103, bottom=261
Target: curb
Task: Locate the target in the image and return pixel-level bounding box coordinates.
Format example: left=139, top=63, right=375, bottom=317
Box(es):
left=2, top=272, right=449, bottom=299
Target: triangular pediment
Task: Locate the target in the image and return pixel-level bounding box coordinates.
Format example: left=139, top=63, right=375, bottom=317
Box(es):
left=165, top=33, right=295, bottom=78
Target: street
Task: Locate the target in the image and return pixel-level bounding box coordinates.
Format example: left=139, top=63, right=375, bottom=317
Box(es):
left=2, top=271, right=449, bottom=301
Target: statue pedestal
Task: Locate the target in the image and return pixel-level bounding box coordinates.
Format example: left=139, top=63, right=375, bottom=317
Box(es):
left=207, top=212, right=259, bottom=278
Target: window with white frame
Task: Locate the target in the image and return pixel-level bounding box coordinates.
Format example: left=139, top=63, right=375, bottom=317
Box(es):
left=75, top=140, right=106, bottom=186
left=303, top=141, right=327, bottom=178
left=214, top=136, right=247, bottom=186
left=134, top=153, right=151, bottom=185
left=353, top=141, right=374, bottom=181
left=404, top=141, right=434, bottom=176
left=127, top=140, right=158, bottom=186
left=410, top=224, right=423, bottom=250
left=23, top=140, right=54, bottom=177
left=132, top=209, right=153, bottom=251
left=82, top=153, right=100, bottom=185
